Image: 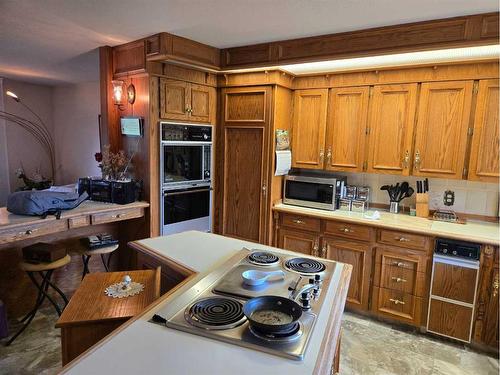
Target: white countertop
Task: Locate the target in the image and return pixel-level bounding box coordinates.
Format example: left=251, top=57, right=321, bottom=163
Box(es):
left=62, top=231, right=350, bottom=375
left=274, top=203, right=500, bottom=246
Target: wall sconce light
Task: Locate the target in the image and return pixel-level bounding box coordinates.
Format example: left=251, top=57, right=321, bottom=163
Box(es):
left=127, top=83, right=136, bottom=105
left=112, top=80, right=125, bottom=110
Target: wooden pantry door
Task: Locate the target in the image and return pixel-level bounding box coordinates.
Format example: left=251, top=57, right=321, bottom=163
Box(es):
left=413, top=81, right=473, bottom=179
left=366, top=84, right=418, bottom=175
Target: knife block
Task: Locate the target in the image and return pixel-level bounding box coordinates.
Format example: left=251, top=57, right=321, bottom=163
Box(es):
left=416, top=193, right=429, bottom=218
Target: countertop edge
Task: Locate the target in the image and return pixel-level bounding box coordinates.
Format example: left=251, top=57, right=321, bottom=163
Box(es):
left=273, top=204, right=500, bottom=246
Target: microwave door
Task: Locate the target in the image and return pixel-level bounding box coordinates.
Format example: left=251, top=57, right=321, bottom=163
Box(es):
left=284, top=180, right=335, bottom=210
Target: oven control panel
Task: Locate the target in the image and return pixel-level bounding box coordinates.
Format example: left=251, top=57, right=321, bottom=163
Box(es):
left=162, top=123, right=212, bottom=142
left=435, top=238, right=480, bottom=260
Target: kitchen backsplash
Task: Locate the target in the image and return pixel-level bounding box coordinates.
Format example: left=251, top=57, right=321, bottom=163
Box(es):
left=341, top=172, right=499, bottom=217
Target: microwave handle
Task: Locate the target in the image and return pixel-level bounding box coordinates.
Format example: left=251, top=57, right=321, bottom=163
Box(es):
left=163, top=188, right=212, bottom=196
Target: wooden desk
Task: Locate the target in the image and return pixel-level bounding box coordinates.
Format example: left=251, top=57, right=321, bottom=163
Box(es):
left=55, top=269, right=160, bottom=365
left=0, top=200, right=149, bottom=249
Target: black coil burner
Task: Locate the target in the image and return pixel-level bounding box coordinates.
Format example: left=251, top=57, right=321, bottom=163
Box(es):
left=285, top=257, right=326, bottom=274
left=248, top=251, right=280, bottom=266
left=249, top=322, right=302, bottom=342
left=185, top=297, right=246, bottom=330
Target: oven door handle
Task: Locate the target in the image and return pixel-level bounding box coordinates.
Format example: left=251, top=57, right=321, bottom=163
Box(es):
left=163, top=188, right=212, bottom=196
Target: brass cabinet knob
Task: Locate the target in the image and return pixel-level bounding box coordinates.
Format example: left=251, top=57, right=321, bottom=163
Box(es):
left=292, top=219, right=305, bottom=224
left=326, top=147, right=332, bottom=164
left=321, top=245, right=327, bottom=258
left=319, top=149, right=325, bottom=163
left=414, top=150, right=421, bottom=170
left=393, top=261, right=408, bottom=268
left=493, top=274, right=499, bottom=297
left=403, top=150, right=410, bottom=168
left=340, top=227, right=352, bottom=233
left=389, top=298, right=405, bottom=305
left=396, top=237, right=410, bottom=242
left=312, top=240, right=319, bottom=256
left=391, top=277, right=407, bottom=283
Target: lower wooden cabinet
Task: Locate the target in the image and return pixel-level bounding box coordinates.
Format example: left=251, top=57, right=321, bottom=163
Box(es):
left=277, top=228, right=319, bottom=256
left=372, top=286, right=423, bottom=326
left=135, top=250, right=193, bottom=294
left=323, top=237, right=372, bottom=311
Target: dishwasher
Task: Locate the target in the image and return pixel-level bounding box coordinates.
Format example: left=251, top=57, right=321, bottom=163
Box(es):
left=426, top=238, right=481, bottom=343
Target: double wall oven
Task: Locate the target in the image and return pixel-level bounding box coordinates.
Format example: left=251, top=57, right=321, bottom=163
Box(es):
left=160, top=122, right=213, bottom=235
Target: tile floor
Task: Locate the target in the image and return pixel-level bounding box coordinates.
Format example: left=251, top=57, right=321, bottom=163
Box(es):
left=0, top=309, right=498, bottom=374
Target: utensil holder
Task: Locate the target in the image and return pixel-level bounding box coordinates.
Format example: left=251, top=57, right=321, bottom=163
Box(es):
left=416, top=193, right=429, bottom=218
left=389, top=201, right=399, bottom=214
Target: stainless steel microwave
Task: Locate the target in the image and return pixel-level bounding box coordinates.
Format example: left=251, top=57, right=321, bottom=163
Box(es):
left=283, top=175, right=343, bottom=211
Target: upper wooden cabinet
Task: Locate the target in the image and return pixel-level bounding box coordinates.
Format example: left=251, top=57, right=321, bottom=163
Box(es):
left=366, top=84, right=418, bottom=175
left=325, top=87, right=369, bottom=172
left=159, top=78, right=214, bottom=124
left=413, top=81, right=473, bottom=179
left=468, top=79, right=499, bottom=182
left=291, top=89, right=328, bottom=169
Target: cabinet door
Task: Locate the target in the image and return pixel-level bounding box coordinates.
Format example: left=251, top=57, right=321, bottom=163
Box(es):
left=366, top=84, right=418, bottom=175
left=159, top=78, right=189, bottom=120
left=220, top=87, right=271, bottom=243
left=413, top=81, right=473, bottom=179
left=292, top=89, right=328, bottom=169
left=468, top=79, right=499, bottom=182
left=190, top=84, right=212, bottom=123
left=278, top=228, right=319, bottom=256
left=323, top=237, right=372, bottom=311
left=483, top=265, right=499, bottom=347
left=325, top=87, right=369, bottom=172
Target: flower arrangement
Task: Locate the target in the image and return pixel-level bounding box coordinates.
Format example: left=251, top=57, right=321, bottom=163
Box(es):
left=95, top=145, right=130, bottom=181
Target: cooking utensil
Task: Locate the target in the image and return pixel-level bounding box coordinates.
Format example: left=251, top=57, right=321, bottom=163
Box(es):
left=241, top=270, right=285, bottom=286
left=397, top=182, right=409, bottom=202
left=243, top=295, right=302, bottom=334
left=405, top=187, right=414, bottom=198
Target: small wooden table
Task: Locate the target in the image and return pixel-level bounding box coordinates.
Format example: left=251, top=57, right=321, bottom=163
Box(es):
left=55, top=269, right=160, bottom=365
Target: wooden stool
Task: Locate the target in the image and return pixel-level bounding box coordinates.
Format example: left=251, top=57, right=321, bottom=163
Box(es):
left=6, top=254, right=71, bottom=346
left=78, top=245, right=119, bottom=279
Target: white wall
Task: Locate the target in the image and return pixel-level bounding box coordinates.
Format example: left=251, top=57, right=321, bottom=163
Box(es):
left=53, top=82, right=101, bottom=185
left=0, top=78, right=101, bottom=203
left=0, top=79, right=10, bottom=205
left=3, top=79, right=54, bottom=192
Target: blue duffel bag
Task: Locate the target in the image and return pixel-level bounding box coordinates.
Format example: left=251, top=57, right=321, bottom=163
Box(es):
left=7, top=190, right=89, bottom=219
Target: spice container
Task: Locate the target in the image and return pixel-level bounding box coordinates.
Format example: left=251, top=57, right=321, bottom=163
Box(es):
left=345, top=186, right=357, bottom=200
left=338, top=199, right=352, bottom=211
left=352, top=200, right=367, bottom=213
left=356, top=187, right=370, bottom=201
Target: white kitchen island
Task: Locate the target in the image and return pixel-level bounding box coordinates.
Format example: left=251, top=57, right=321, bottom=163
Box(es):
left=60, top=231, right=352, bottom=375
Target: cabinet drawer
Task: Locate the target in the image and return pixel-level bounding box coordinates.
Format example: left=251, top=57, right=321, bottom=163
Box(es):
left=281, top=214, right=321, bottom=232
left=68, top=215, right=90, bottom=229
left=378, top=229, right=430, bottom=251
left=375, top=247, right=428, bottom=274
left=91, top=208, right=144, bottom=225
left=374, top=263, right=426, bottom=297
left=324, top=221, right=372, bottom=242
left=0, top=219, right=68, bottom=245
left=372, top=286, right=423, bottom=326
left=427, top=299, right=473, bottom=342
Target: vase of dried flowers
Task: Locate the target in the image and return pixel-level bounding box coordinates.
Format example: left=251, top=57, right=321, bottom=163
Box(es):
left=95, top=145, right=131, bottom=181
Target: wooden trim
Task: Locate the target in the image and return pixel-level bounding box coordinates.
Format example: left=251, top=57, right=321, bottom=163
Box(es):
left=221, top=13, right=499, bottom=69
left=112, top=39, right=146, bottom=77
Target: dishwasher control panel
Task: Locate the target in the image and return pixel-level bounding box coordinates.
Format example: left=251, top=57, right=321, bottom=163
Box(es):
left=435, top=238, right=480, bottom=260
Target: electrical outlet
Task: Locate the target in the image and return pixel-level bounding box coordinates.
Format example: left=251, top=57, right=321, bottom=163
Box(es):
left=443, top=190, right=455, bottom=206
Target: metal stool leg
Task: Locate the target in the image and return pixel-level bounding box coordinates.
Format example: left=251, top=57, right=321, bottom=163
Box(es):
left=82, top=254, right=91, bottom=279
left=5, top=272, right=50, bottom=346
left=106, top=251, right=113, bottom=271
left=46, top=275, right=69, bottom=307
left=37, top=271, right=62, bottom=316
left=100, top=254, right=109, bottom=272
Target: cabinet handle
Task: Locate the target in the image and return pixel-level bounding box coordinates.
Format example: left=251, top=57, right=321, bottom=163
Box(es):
left=414, top=150, right=421, bottom=170
left=326, top=147, right=332, bottom=164
left=319, top=149, right=324, bottom=163
left=312, top=240, right=319, bottom=257
left=393, top=261, right=408, bottom=268
left=25, top=229, right=33, bottom=235
left=112, top=214, right=123, bottom=219
left=292, top=219, right=305, bottom=225
left=321, top=245, right=327, bottom=258
left=389, top=298, right=405, bottom=305
left=395, top=237, right=410, bottom=242
left=340, top=227, right=353, bottom=233
left=262, top=184, right=267, bottom=197
left=402, top=150, right=410, bottom=169
left=391, top=277, right=407, bottom=283
left=493, top=274, right=499, bottom=298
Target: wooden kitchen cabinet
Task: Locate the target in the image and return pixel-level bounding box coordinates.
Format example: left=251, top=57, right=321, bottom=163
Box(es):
left=291, top=89, right=328, bottom=169
left=413, top=80, right=474, bottom=179
left=468, top=79, right=499, bottom=182
left=160, top=78, right=214, bottom=123
left=323, top=237, right=372, bottom=311
left=219, top=86, right=272, bottom=243
left=366, top=84, right=418, bottom=175
left=325, top=87, right=369, bottom=172
left=277, top=228, right=320, bottom=256
left=473, top=245, right=499, bottom=350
